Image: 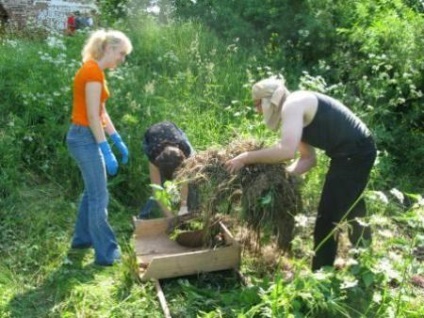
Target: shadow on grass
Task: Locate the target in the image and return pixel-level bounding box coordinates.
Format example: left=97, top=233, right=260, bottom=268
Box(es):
left=6, top=248, right=109, bottom=317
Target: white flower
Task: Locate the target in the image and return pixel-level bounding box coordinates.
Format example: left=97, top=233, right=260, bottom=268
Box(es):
left=369, top=214, right=390, bottom=226
left=294, top=214, right=308, bottom=228
left=340, top=278, right=358, bottom=289
left=389, top=188, right=404, bottom=204
left=378, top=229, right=394, bottom=238
left=369, top=191, right=389, bottom=205
left=355, top=217, right=370, bottom=227
left=144, top=81, right=155, bottom=95
left=372, top=292, right=382, bottom=304
left=5, top=39, right=18, bottom=47
left=46, top=36, right=66, bottom=50
left=374, top=258, right=401, bottom=281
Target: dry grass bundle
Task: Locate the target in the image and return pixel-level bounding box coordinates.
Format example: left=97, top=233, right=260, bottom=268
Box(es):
left=176, top=138, right=303, bottom=252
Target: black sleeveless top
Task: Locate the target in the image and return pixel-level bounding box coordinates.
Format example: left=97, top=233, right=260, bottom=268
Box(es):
left=143, top=121, right=193, bottom=162
left=301, top=93, right=374, bottom=158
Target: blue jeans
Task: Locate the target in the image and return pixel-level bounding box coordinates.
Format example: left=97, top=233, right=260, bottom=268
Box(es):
left=138, top=196, right=158, bottom=219
left=66, top=124, right=120, bottom=265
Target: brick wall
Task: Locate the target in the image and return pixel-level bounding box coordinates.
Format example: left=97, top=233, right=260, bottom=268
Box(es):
left=1, top=0, right=97, bottom=30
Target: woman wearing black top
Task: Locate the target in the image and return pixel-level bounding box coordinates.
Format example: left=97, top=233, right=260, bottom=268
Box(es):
left=225, top=76, right=376, bottom=270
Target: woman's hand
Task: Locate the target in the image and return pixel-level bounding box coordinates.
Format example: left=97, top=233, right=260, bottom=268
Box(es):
left=225, top=153, right=247, bottom=174
left=111, top=132, right=129, bottom=164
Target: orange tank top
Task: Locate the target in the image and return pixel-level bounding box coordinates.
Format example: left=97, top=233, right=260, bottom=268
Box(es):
left=71, top=60, right=110, bottom=126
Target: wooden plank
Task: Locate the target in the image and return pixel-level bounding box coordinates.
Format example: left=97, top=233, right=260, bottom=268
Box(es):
left=133, top=214, right=198, bottom=238
left=219, top=221, right=237, bottom=245
left=140, top=245, right=241, bottom=281
left=134, top=235, right=195, bottom=255
left=134, top=217, right=243, bottom=317
left=134, top=217, right=241, bottom=281
left=155, top=279, right=172, bottom=318
left=133, top=217, right=172, bottom=237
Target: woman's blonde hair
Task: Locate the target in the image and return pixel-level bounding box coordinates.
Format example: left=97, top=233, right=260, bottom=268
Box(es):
left=82, top=29, right=133, bottom=62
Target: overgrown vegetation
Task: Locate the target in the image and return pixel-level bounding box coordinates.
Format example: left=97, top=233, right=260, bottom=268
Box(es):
left=1, top=0, right=424, bottom=317
left=173, top=0, right=424, bottom=190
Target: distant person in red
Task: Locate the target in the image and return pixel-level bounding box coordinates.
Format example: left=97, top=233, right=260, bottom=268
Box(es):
left=66, top=12, right=77, bottom=35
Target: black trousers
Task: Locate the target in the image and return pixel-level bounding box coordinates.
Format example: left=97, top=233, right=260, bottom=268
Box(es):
left=312, top=146, right=377, bottom=270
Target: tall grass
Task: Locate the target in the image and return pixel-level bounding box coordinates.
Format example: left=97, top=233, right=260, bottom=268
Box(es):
left=1, top=11, right=424, bottom=318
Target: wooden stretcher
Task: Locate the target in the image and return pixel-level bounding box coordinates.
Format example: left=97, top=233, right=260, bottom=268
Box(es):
left=133, top=216, right=241, bottom=317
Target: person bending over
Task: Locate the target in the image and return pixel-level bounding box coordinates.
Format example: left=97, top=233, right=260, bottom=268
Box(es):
left=225, top=76, right=376, bottom=270
left=139, top=121, right=196, bottom=218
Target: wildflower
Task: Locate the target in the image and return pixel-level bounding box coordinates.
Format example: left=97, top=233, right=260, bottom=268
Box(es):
left=294, top=214, right=308, bottom=228
left=373, top=258, right=401, bottom=281
left=369, top=191, right=389, bottom=205
left=144, top=81, right=155, bottom=95
left=340, top=278, right=358, bottom=289
left=390, top=188, right=405, bottom=204
left=46, top=36, right=66, bottom=50
left=372, top=292, right=382, bottom=304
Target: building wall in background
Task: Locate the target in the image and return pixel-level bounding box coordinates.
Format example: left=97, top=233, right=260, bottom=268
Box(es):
left=1, top=0, right=97, bottom=30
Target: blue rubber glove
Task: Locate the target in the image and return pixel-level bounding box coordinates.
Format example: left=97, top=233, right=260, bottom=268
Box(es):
left=99, top=141, right=118, bottom=176
left=111, top=132, right=129, bottom=164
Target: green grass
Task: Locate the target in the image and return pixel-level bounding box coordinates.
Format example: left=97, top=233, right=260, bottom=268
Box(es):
left=1, top=10, right=424, bottom=318
left=1, top=182, right=423, bottom=317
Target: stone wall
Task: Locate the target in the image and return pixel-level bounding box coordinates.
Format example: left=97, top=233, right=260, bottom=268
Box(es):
left=0, top=0, right=97, bottom=30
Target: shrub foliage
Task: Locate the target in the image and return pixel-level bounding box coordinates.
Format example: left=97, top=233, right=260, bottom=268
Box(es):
left=172, top=0, right=424, bottom=189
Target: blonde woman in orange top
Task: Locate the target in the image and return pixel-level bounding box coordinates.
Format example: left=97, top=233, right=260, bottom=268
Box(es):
left=66, top=29, right=132, bottom=266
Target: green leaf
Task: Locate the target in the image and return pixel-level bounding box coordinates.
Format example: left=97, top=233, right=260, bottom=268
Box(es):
left=362, top=271, right=374, bottom=288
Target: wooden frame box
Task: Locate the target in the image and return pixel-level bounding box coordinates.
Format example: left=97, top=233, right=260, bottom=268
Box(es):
left=133, top=217, right=241, bottom=281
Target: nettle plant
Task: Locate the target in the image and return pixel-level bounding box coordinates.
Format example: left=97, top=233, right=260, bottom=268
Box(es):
left=22, top=35, right=78, bottom=173
left=0, top=31, right=84, bottom=189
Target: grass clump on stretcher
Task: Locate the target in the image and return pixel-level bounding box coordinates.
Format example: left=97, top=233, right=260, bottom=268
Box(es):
left=175, top=138, right=303, bottom=252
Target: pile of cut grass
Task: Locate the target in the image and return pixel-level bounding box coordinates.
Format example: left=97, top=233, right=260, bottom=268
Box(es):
left=176, top=138, right=302, bottom=251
